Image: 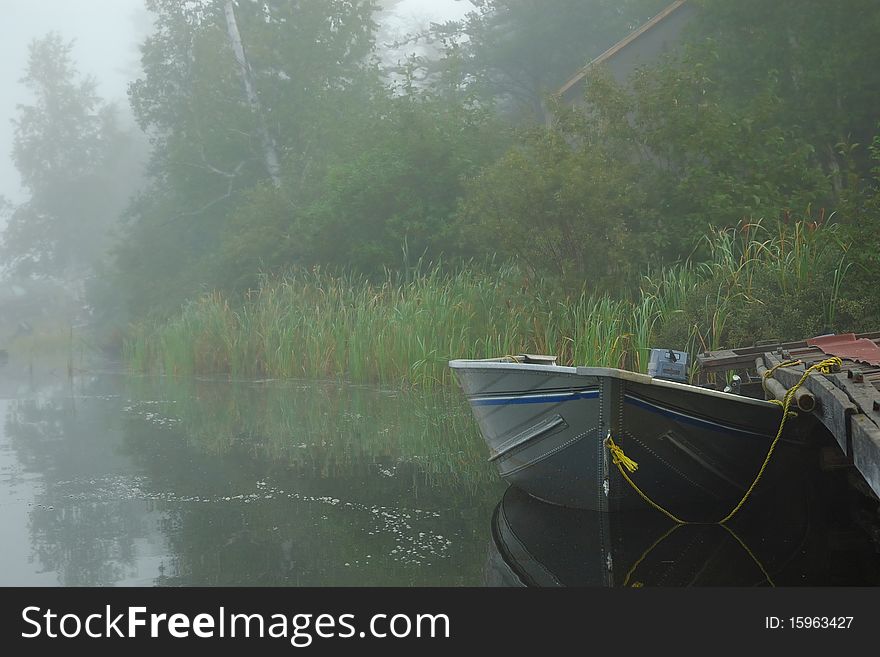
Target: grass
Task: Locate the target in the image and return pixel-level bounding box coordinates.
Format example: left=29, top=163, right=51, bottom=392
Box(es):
left=125, top=218, right=852, bottom=388
left=126, top=265, right=646, bottom=387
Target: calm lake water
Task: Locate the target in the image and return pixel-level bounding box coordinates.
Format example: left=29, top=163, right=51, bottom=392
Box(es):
left=1, top=362, right=878, bottom=587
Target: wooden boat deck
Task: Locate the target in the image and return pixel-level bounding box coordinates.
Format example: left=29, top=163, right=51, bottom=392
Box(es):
left=697, top=333, right=880, bottom=500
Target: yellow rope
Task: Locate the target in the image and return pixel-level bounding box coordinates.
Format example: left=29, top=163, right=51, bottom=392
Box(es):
left=622, top=523, right=681, bottom=586
left=605, top=434, right=686, bottom=524
left=621, top=522, right=775, bottom=587
left=718, top=355, right=841, bottom=523
left=762, top=359, right=802, bottom=379
left=606, top=435, right=639, bottom=473
left=605, top=355, right=843, bottom=526
left=718, top=523, right=776, bottom=587
left=767, top=398, right=798, bottom=418
left=760, top=358, right=801, bottom=398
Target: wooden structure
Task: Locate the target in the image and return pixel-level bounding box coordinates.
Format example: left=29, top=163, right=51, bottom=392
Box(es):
left=554, top=0, right=698, bottom=107
left=697, top=332, right=880, bottom=500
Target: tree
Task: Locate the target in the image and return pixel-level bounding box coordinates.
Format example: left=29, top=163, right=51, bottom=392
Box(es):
left=457, top=109, right=652, bottom=289
left=1, top=34, right=140, bottom=282
left=114, top=0, right=381, bottom=313
left=212, top=80, right=505, bottom=290
left=222, top=0, right=282, bottom=187
left=457, top=52, right=833, bottom=288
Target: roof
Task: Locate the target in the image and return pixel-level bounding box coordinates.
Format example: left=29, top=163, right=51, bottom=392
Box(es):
left=555, top=0, right=690, bottom=99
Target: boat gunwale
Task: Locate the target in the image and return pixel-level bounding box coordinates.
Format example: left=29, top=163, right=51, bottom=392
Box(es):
left=447, top=359, right=778, bottom=409
left=448, top=359, right=578, bottom=375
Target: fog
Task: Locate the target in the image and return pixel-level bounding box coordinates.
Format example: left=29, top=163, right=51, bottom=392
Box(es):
left=0, top=0, right=879, bottom=598
left=2, top=0, right=877, bottom=365
left=0, top=0, right=149, bottom=206
left=0, top=0, right=475, bottom=344
left=0, top=0, right=470, bottom=207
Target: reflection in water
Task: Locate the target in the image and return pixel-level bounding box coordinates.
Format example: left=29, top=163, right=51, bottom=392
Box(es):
left=488, top=488, right=775, bottom=586
left=0, top=371, right=505, bottom=586
left=2, top=368, right=878, bottom=586
left=123, top=374, right=499, bottom=493
left=488, top=472, right=880, bottom=586
left=2, top=387, right=166, bottom=586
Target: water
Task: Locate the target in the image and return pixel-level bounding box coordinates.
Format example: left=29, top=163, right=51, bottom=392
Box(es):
left=1, top=363, right=878, bottom=586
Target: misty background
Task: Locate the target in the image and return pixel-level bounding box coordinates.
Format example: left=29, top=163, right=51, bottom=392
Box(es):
left=1, top=0, right=879, bottom=593
left=0, top=0, right=878, bottom=376
left=0, top=0, right=469, bottom=208
left=0, top=0, right=147, bottom=206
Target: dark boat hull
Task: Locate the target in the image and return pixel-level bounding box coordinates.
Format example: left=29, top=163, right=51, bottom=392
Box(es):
left=450, top=359, right=798, bottom=518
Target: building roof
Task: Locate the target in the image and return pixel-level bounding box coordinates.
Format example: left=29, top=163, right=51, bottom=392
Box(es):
left=555, top=0, right=690, bottom=99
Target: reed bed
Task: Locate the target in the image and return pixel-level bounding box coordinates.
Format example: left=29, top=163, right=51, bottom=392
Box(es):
left=125, top=219, right=850, bottom=388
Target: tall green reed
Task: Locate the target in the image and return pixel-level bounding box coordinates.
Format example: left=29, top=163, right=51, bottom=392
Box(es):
left=125, top=218, right=850, bottom=388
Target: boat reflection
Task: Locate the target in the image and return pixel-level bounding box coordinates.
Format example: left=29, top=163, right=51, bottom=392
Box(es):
left=486, top=475, right=876, bottom=586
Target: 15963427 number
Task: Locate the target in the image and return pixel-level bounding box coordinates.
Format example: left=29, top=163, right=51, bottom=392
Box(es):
left=790, top=617, right=853, bottom=629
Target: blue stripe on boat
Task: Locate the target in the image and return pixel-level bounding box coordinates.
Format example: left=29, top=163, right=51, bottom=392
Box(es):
left=623, top=394, right=772, bottom=437
left=470, top=389, right=599, bottom=406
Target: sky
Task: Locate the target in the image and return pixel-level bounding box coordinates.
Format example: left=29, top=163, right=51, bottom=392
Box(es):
left=0, top=0, right=473, bottom=208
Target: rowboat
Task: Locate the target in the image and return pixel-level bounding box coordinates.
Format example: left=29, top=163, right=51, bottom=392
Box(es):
left=449, top=352, right=807, bottom=518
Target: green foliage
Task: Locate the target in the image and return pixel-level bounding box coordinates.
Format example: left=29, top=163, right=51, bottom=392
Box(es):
left=127, top=217, right=857, bottom=387
left=624, top=60, right=831, bottom=229
left=833, top=129, right=880, bottom=323
left=457, top=117, right=651, bottom=290
left=114, top=0, right=382, bottom=311
left=211, top=85, right=505, bottom=289
left=694, top=0, right=880, bottom=184
left=455, top=30, right=844, bottom=289
left=295, top=88, right=505, bottom=275
left=125, top=262, right=652, bottom=387
left=652, top=218, right=856, bottom=351
left=21, top=0, right=875, bottom=372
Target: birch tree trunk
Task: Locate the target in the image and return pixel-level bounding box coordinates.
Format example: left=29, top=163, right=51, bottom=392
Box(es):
left=223, top=0, right=282, bottom=187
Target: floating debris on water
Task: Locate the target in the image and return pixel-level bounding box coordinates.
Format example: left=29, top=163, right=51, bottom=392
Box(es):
left=122, top=400, right=182, bottom=428
left=51, top=474, right=451, bottom=566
